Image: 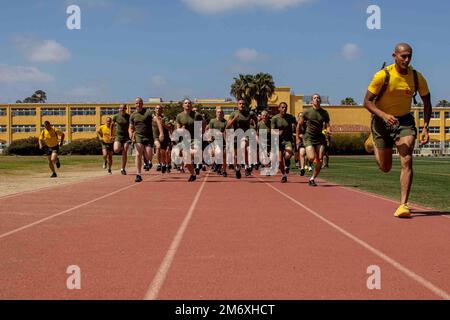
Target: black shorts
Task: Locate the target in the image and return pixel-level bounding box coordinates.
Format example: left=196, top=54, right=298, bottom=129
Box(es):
left=43, top=145, right=59, bottom=156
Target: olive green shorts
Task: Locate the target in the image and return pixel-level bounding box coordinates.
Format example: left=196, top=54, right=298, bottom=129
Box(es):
left=135, top=135, right=154, bottom=147
left=303, top=134, right=326, bottom=148
left=102, top=142, right=113, bottom=151
left=371, top=113, right=417, bottom=149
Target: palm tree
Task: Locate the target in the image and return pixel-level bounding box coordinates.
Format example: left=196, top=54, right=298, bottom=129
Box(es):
left=230, top=74, right=256, bottom=107
left=253, top=72, right=275, bottom=112
left=437, top=100, right=449, bottom=107
left=340, top=97, right=358, bottom=105
left=34, top=90, right=47, bottom=103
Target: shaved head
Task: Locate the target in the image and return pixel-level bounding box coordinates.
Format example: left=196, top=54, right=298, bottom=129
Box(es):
left=395, top=43, right=413, bottom=53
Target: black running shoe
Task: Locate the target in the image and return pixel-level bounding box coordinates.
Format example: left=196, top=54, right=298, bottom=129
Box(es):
left=285, top=166, right=290, bottom=174
left=188, top=174, right=197, bottom=182
left=121, top=169, right=127, bottom=175
left=50, top=172, right=57, bottom=178
left=148, top=163, right=153, bottom=170
left=236, top=170, right=241, bottom=179
left=222, top=171, right=228, bottom=177
left=202, top=165, right=206, bottom=172
left=135, top=175, right=143, bottom=183
left=144, top=164, right=149, bottom=171
left=245, top=168, right=251, bottom=177
left=308, top=179, right=317, bottom=187
left=156, top=163, right=162, bottom=171
left=108, top=169, right=112, bottom=175
left=299, top=168, right=306, bottom=176
left=161, top=165, right=167, bottom=174
left=56, top=158, right=61, bottom=169
left=281, top=175, right=287, bottom=183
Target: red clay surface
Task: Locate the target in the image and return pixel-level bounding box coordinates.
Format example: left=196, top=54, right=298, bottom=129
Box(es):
left=0, top=169, right=449, bottom=300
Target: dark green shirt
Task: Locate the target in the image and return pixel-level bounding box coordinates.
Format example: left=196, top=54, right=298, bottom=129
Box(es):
left=112, top=113, right=130, bottom=138
left=208, top=118, right=227, bottom=133
left=176, top=111, right=201, bottom=137
left=271, top=113, right=297, bottom=141
left=152, top=115, right=169, bottom=138
left=302, top=107, right=330, bottom=138
left=229, top=110, right=253, bottom=131
left=130, top=109, right=153, bottom=138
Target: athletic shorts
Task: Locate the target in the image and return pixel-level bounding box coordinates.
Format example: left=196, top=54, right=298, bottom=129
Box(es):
left=154, top=138, right=170, bottom=150
left=43, top=145, right=59, bottom=156
left=304, top=134, right=326, bottom=148
left=280, top=140, right=293, bottom=152
left=102, top=142, right=113, bottom=151
left=135, top=135, right=154, bottom=147
left=115, top=136, right=131, bottom=145
left=371, top=113, right=417, bottom=149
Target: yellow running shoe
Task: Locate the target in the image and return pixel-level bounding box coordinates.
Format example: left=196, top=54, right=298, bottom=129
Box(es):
left=394, top=204, right=411, bottom=218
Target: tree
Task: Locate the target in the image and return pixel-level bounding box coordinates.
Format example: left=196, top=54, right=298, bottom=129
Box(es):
left=230, top=73, right=276, bottom=111
left=230, top=74, right=256, bottom=107
left=436, top=99, right=449, bottom=107
left=253, top=72, right=275, bottom=112
left=340, top=97, right=358, bottom=105
left=17, top=90, right=47, bottom=103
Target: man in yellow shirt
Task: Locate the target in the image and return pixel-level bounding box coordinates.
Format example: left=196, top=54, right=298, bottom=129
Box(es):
left=39, top=121, right=65, bottom=178
left=364, top=43, right=432, bottom=218
left=97, top=117, right=114, bottom=174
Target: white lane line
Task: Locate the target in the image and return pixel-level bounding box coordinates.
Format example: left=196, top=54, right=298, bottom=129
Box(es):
left=264, top=181, right=450, bottom=300
left=0, top=176, right=159, bottom=240
left=144, top=175, right=208, bottom=300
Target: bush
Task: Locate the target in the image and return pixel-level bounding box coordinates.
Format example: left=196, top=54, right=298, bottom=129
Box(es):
left=5, top=137, right=44, bottom=155
left=329, top=132, right=370, bottom=155
left=60, top=138, right=102, bottom=155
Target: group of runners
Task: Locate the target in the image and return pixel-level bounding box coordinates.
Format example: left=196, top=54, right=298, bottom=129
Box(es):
left=38, top=43, right=432, bottom=218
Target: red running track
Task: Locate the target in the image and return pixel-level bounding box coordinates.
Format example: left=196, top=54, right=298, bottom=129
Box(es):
left=0, top=170, right=449, bottom=300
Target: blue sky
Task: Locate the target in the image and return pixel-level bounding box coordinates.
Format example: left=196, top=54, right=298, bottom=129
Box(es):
left=0, top=0, right=449, bottom=104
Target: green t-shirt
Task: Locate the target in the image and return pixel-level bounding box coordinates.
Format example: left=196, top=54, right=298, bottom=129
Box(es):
left=112, top=113, right=130, bottom=138
left=208, top=118, right=227, bottom=133
left=271, top=113, right=297, bottom=141
left=152, top=115, right=169, bottom=139
left=229, top=109, right=253, bottom=131
left=302, top=107, right=330, bottom=138
left=130, top=109, right=153, bottom=138
left=176, top=111, right=201, bottom=137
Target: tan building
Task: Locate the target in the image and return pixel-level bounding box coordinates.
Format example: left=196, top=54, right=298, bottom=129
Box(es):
left=1, top=87, right=449, bottom=154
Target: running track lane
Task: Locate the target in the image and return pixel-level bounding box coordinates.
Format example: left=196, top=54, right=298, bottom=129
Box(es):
left=153, top=174, right=450, bottom=300
left=0, top=172, right=204, bottom=299
left=1, top=172, right=449, bottom=299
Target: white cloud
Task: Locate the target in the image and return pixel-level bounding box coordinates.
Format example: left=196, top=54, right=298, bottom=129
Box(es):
left=0, top=64, right=54, bottom=83
left=182, top=0, right=312, bottom=14
left=235, top=48, right=269, bottom=63
left=152, top=75, right=168, bottom=88
left=12, top=36, right=71, bottom=63
left=341, top=43, right=362, bottom=61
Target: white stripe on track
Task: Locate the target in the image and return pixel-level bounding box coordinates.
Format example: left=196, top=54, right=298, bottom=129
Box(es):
left=264, top=181, right=450, bottom=300
left=0, top=175, right=159, bottom=240
left=144, top=174, right=208, bottom=300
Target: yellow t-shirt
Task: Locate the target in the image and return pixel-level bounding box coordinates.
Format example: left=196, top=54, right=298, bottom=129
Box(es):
left=40, top=128, right=63, bottom=148
left=97, top=124, right=113, bottom=143
left=368, top=64, right=429, bottom=116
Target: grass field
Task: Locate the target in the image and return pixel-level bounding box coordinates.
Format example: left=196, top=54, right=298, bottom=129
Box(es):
left=315, top=156, right=450, bottom=211
left=1, top=155, right=449, bottom=211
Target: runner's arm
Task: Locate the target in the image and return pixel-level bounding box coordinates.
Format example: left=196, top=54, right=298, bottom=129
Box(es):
left=420, top=93, right=432, bottom=145
left=363, top=90, right=398, bottom=126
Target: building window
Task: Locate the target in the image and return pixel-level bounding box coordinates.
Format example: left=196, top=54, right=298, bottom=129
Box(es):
left=420, top=141, right=441, bottom=149
left=446, top=127, right=450, bottom=134
left=12, top=125, right=36, bottom=133
left=101, top=108, right=120, bottom=115
left=40, top=125, right=66, bottom=132
left=445, top=112, right=450, bottom=119
left=419, top=127, right=440, bottom=134
left=431, top=111, right=440, bottom=119
left=445, top=142, right=450, bottom=149
left=42, top=108, right=66, bottom=116
left=71, top=108, right=96, bottom=116
left=221, top=107, right=237, bottom=116
left=418, top=112, right=424, bottom=119
left=0, top=109, right=6, bottom=116
left=0, top=125, right=7, bottom=133
left=12, top=108, right=36, bottom=116
left=71, top=125, right=96, bottom=132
